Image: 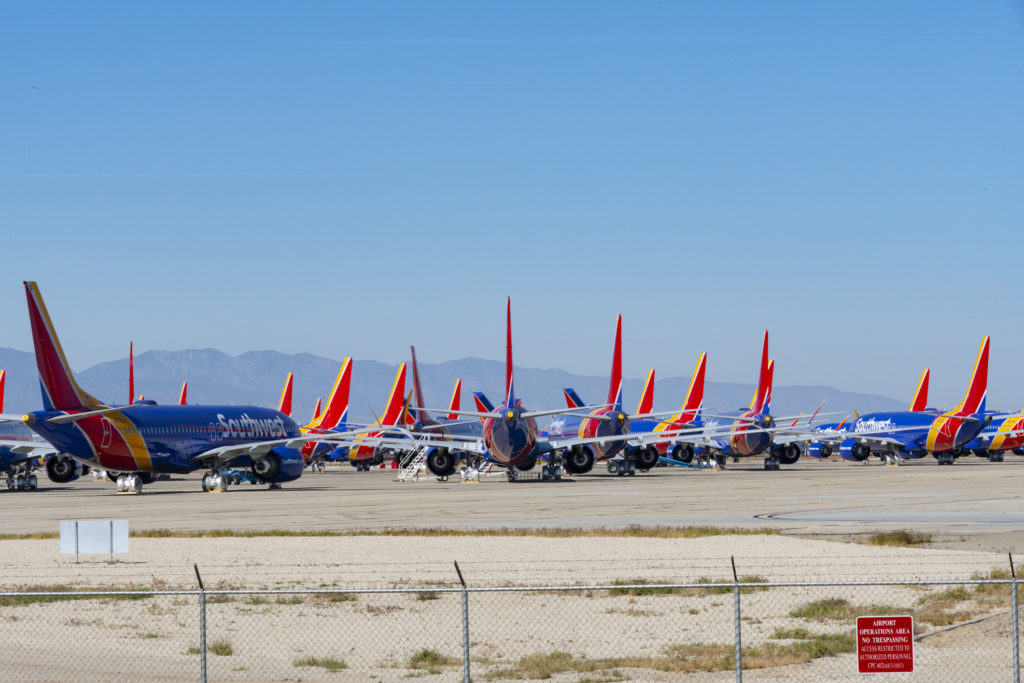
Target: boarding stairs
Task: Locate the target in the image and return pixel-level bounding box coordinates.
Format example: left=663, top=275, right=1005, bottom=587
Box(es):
left=396, top=445, right=429, bottom=482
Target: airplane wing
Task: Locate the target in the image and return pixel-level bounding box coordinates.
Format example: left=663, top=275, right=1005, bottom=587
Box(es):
left=0, top=439, right=58, bottom=465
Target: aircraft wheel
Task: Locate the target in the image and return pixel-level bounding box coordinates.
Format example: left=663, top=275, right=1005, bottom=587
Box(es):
left=28, top=474, right=38, bottom=490
left=607, top=461, right=619, bottom=474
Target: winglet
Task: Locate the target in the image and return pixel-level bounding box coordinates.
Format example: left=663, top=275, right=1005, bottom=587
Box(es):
left=446, top=379, right=462, bottom=421
left=605, top=314, right=623, bottom=410
left=909, top=369, right=930, bottom=412
left=178, top=381, right=188, bottom=406
left=635, top=369, right=655, bottom=415
left=957, top=336, right=989, bottom=416
left=315, top=358, right=352, bottom=430
left=129, top=342, right=135, bottom=405
left=278, top=372, right=294, bottom=417
left=505, top=298, right=515, bottom=407
left=24, top=281, right=101, bottom=411
left=750, top=331, right=771, bottom=414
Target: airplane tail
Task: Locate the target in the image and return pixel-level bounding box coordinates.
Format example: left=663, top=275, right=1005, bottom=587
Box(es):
left=0, top=369, right=5, bottom=413
left=278, top=372, right=294, bottom=417
left=410, top=346, right=429, bottom=423
left=505, top=298, right=515, bottom=407
left=24, top=281, right=102, bottom=411
left=635, top=369, right=655, bottom=415
left=563, top=388, right=585, bottom=409
left=473, top=391, right=494, bottom=415
left=380, top=363, right=408, bottom=426
left=679, top=353, right=706, bottom=422
left=750, top=331, right=771, bottom=415
left=605, top=314, right=623, bottom=410
left=909, top=369, right=930, bottom=412
left=403, top=390, right=416, bottom=425
left=178, top=381, right=188, bottom=406
left=956, top=336, right=989, bottom=416
left=312, top=397, right=322, bottom=422
left=446, top=379, right=462, bottom=421
left=129, top=342, right=135, bottom=404
left=762, top=360, right=775, bottom=415
left=314, top=358, right=352, bottom=430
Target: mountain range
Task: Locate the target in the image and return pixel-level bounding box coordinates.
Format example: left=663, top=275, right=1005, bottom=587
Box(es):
left=0, top=347, right=907, bottom=424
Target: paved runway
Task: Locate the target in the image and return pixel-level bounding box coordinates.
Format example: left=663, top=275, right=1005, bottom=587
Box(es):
left=4, top=456, right=1024, bottom=551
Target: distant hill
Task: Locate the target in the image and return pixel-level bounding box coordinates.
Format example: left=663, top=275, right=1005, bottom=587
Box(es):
left=0, top=347, right=905, bottom=424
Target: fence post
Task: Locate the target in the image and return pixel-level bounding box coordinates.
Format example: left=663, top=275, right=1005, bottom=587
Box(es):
left=195, top=563, right=207, bottom=683
left=455, top=561, right=470, bottom=683
left=731, top=555, right=742, bottom=682
left=1011, top=553, right=1019, bottom=683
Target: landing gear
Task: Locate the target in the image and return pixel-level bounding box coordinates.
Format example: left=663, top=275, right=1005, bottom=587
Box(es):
left=541, top=464, right=563, bottom=481
left=201, top=472, right=229, bottom=493
left=310, top=461, right=326, bottom=473
left=607, top=458, right=636, bottom=476
left=989, top=452, right=1005, bottom=463
left=882, top=453, right=903, bottom=466
left=763, top=455, right=780, bottom=471
left=116, top=473, right=143, bottom=494
left=715, top=455, right=727, bottom=469
left=6, top=471, right=37, bottom=490
left=935, top=452, right=957, bottom=465
left=506, top=468, right=518, bottom=482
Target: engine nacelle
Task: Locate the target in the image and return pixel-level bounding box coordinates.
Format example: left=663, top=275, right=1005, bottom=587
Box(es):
left=630, top=445, right=660, bottom=471
left=251, top=448, right=303, bottom=484
left=425, top=448, right=457, bottom=477
left=516, top=457, right=537, bottom=471
left=773, top=443, right=801, bottom=465
left=807, top=442, right=834, bottom=458
left=671, top=443, right=694, bottom=463
left=46, top=456, right=83, bottom=483
left=563, top=445, right=595, bottom=475
left=840, top=439, right=872, bottom=462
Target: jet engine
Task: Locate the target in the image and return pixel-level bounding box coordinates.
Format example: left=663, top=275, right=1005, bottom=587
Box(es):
left=425, top=448, right=457, bottom=478
left=563, top=445, right=595, bottom=475
left=671, top=444, right=694, bottom=463
left=807, top=442, right=834, bottom=458
left=46, top=456, right=86, bottom=483
left=840, top=440, right=871, bottom=462
left=634, top=445, right=660, bottom=471
left=774, top=443, right=801, bottom=465
left=251, top=447, right=304, bottom=484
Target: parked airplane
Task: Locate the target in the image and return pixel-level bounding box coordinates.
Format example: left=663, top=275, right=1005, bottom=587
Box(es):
left=347, top=362, right=410, bottom=470
left=805, top=369, right=930, bottom=460
left=0, top=370, right=63, bottom=490
left=8, top=281, right=340, bottom=494
left=817, top=337, right=994, bottom=465
left=966, top=410, right=1024, bottom=462
left=297, top=359, right=352, bottom=469
left=374, top=299, right=706, bottom=481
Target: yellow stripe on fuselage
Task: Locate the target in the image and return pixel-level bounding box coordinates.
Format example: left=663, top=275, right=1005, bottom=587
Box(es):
left=104, top=411, right=152, bottom=469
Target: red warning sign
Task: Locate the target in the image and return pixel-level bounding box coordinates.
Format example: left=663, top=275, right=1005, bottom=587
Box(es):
left=857, top=615, right=914, bottom=673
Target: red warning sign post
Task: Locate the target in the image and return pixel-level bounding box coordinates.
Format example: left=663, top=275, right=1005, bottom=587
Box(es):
left=857, top=615, right=914, bottom=673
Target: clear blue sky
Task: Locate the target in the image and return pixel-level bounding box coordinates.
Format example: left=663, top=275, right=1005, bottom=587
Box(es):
left=2, top=2, right=1022, bottom=408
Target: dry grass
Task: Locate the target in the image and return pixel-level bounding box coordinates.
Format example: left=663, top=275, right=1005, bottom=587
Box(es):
left=608, top=575, right=768, bottom=597
left=407, top=649, right=460, bottom=673
left=860, top=530, right=932, bottom=547
left=293, top=655, right=347, bottom=672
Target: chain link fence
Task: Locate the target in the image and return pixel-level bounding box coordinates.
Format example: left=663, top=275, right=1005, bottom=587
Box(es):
left=1, top=574, right=1021, bottom=681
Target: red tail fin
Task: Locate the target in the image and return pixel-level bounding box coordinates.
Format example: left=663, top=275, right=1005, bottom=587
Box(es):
left=635, top=369, right=655, bottom=415
left=447, top=379, right=462, bottom=421
left=380, top=363, right=408, bottom=426
left=129, top=342, right=134, bottom=404
left=312, top=397, right=322, bottom=422
left=750, top=331, right=771, bottom=414
left=0, top=369, right=5, bottom=413
left=410, top=346, right=428, bottom=422
left=956, top=336, right=989, bottom=415
left=606, top=314, right=623, bottom=408
left=680, top=353, right=706, bottom=420
left=909, top=369, right=930, bottom=412
left=178, top=381, right=187, bottom=406
left=315, top=358, right=352, bottom=429
left=505, top=298, right=514, bottom=406
left=278, top=372, right=294, bottom=417
left=24, top=281, right=101, bottom=411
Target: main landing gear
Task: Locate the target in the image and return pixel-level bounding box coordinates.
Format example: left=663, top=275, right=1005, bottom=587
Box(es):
left=988, top=452, right=1005, bottom=463
left=202, top=472, right=229, bottom=493
left=935, top=452, right=957, bottom=466
left=607, top=459, right=636, bottom=476
left=763, top=455, right=781, bottom=471
left=506, top=468, right=518, bottom=482
left=115, top=473, right=144, bottom=494
left=541, top=464, right=563, bottom=481
left=5, top=473, right=38, bottom=490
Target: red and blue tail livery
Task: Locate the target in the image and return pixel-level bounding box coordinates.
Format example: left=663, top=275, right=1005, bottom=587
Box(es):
left=19, top=281, right=309, bottom=494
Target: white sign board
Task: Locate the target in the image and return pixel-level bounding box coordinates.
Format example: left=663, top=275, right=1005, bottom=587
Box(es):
left=59, top=520, right=129, bottom=561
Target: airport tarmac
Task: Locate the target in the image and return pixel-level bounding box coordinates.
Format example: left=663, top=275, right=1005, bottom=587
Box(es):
left=3, top=455, right=1024, bottom=553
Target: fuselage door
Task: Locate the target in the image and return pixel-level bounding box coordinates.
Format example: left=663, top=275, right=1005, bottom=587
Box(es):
left=101, top=417, right=113, bottom=449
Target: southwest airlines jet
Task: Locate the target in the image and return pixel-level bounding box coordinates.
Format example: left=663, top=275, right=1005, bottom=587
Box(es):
left=7, top=281, right=350, bottom=494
